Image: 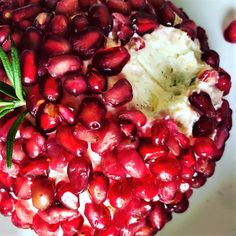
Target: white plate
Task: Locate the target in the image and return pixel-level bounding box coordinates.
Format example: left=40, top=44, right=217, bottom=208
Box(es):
left=0, top=1, right=236, bottom=235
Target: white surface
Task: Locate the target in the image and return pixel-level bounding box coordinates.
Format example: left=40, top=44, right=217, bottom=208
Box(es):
left=0, top=1, right=236, bottom=235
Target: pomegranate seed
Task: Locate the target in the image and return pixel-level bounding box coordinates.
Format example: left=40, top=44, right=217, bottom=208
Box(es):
left=197, top=26, right=209, bottom=51
left=39, top=76, right=63, bottom=102
left=88, top=4, right=113, bottom=34
left=32, top=214, right=60, bottom=236
left=13, top=176, right=33, bottom=200
left=191, top=173, right=207, bottom=188
left=72, top=27, right=105, bottom=59
left=71, top=14, right=89, bottom=33
left=120, top=121, right=137, bottom=137
left=49, top=14, right=69, bottom=36
left=0, top=170, right=14, bottom=190
left=91, top=120, right=122, bottom=155
left=47, top=54, right=83, bottom=78
left=55, top=0, right=79, bottom=17
left=169, top=194, right=189, bottom=213
left=104, top=79, right=133, bottom=106
left=0, top=25, right=10, bottom=45
left=23, top=132, right=45, bottom=159
left=201, top=50, right=220, bottom=68
left=56, top=125, right=88, bottom=157
left=88, top=172, right=109, bottom=204
left=79, top=0, right=97, bottom=11
left=93, top=46, right=130, bottom=76
left=117, top=149, right=147, bottom=178
left=193, top=116, right=215, bottom=137
left=85, top=203, right=111, bottom=230
left=12, top=4, right=41, bottom=23
left=31, top=177, right=55, bottom=210
left=128, top=0, right=146, bottom=10
left=20, top=158, right=49, bottom=177
left=61, top=215, right=84, bottom=235
left=86, top=70, right=107, bottom=93
left=203, top=161, right=216, bottom=178
left=150, top=157, right=182, bottom=181
left=181, top=166, right=194, bottom=180
left=224, top=20, right=236, bottom=43
left=214, top=127, right=229, bottom=150
left=158, top=181, right=178, bottom=203
left=107, top=0, right=131, bottom=15
left=1, top=30, right=23, bottom=52
left=56, top=181, right=79, bottom=210
left=95, top=225, right=119, bottom=236
left=193, top=137, right=217, bottom=160
left=58, top=104, right=76, bottom=125
left=181, top=149, right=195, bottom=168
left=151, top=120, right=170, bottom=145
left=198, top=69, right=219, bottom=82
left=216, top=69, right=231, bottom=95
left=166, top=136, right=181, bottom=156
left=176, top=19, right=197, bottom=39
left=148, top=202, right=168, bottom=230
left=43, top=36, right=71, bottom=56
left=36, top=103, right=61, bottom=133
left=63, top=73, right=87, bottom=96
left=216, top=99, right=232, bottom=130
left=67, top=157, right=91, bottom=194
left=188, top=91, right=215, bottom=117
left=132, top=12, right=158, bottom=36
left=156, top=2, right=175, bottom=26
left=117, top=24, right=134, bottom=45
left=23, top=26, right=42, bottom=50
left=78, top=97, right=107, bottom=130
left=118, top=110, right=147, bottom=127
left=20, top=49, right=38, bottom=86
left=0, top=190, right=14, bottom=216
left=34, top=12, right=52, bottom=30
left=116, top=136, right=139, bottom=151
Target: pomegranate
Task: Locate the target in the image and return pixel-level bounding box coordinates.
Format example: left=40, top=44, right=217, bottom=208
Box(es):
left=0, top=0, right=232, bottom=236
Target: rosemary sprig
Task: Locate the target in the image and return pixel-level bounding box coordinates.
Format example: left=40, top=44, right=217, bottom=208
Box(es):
left=0, top=39, right=27, bottom=167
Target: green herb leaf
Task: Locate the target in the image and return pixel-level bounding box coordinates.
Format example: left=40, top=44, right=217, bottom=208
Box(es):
left=0, top=81, right=17, bottom=99
left=11, top=40, right=23, bottom=101
left=0, top=99, right=14, bottom=107
left=6, top=111, right=27, bottom=167
left=0, top=47, right=14, bottom=87
left=0, top=105, right=14, bottom=120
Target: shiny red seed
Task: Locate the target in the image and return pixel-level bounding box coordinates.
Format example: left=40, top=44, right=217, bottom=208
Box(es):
left=72, top=27, right=105, bottom=59
left=191, top=173, right=206, bottom=188
left=67, top=157, right=91, bottom=194
left=34, top=12, right=52, bottom=30
left=116, top=136, right=139, bottom=151
left=13, top=176, right=33, bottom=200
left=94, top=225, right=119, bottom=236
left=78, top=97, right=107, bottom=130
left=104, top=78, right=133, bottom=106
left=61, top=215, right=84, bottom=235
left=128, top=0, right=146, bottom=10
left=71, top=14, right=89, bottom=33
left=181, top=149, right=195, bottom=168
left=23, top=26, right=42, bottom=50
left=107, top=0, right=131, bottom=15
left=151, top=120, right=170, bottom=145
left=197, top=26, right=209, bottom=51
left=88, top=172, right=109, bottom=204
left=88, top=4, right=113, bottom=34
left=0, top=189, right=15, bottom=216
left=63, top=73, right=87, bottom=96
left=224, top=20, right=236, bottom=43
left=117, top=149, right=147, bottom=178
left=86, top=70, right=107, bottom=93
left=214, top=127, right=229, bottom=150
left=56, top=125, right=88, bottom=157
left=201, top=50, right=220, bottom=68
left=216, top=69, right=231, bottom=95
left=48, top=14, right=69, bottom=36
left=39, top=76, right=63, bottom=102
left=55, top=0, right=79, bottom=16
left=31, top=177, right=55, bottom=210
left=132, top=12, right=158, bottom=36
left=0, top=25, right=10, bottom=45
left=20, top=49, right=38, bottom=86
left=158, top=181, right=178, bottom=203
left=156, top=2, right=175, bottom=26
left=79, top=0, right=97, bottom=11
left=43, top=36, right=71, bottom=56
left=176, top=20, right=197, bottom=39
left=93, top=46, right=130, bottom=76
left=58, top=105, right=76, bottom=125
left=0, top=170, right=14, bottom=190
left=193, top=116, right=215, bottom=137
left=150, top=157, right=182, bottom=181
left=47, top=54, right=82, bottom=78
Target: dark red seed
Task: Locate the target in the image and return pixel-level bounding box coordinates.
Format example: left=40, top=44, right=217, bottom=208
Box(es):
left=176, top=20, right=197, bottom=39
left=104, top=79, right=133, bottom=106
left=78, top=97, right=107, bottom=130
left=117, top=24, right=134, bottom=45
left=36, top=103, right=61, bottom=133
left=158, top=181, right=178, bottom=203
left=72, top=27, right=105, bottom=59
left=191, top=173, right=206, bottom=188
left=20, top=49, right=38, bottom=86
left=61, top=215, right=84, bottom=235
left=58, top=105, right=76, bottom=125
left=128, top=0, right=146, bottom=10
left=84, top=203, right=111, bottom=230
left=86, top=70, right=107, bottom=93
left=0, top=25, right=10, bottom=45
left=201, top=50, right=220, bottom=68
left=1, top=30, right=23, bottom=52
left=151, top=120, right=170, bottom=145
left=214, top=127, right=229, bottom=150
left=67, top=157, right=91, bottom=194
left=193, top=116, right=215, bottom=137
left=43, top=36, right=71, bottom=56
left=13, top=176, right=33, bottom=200
left=47, top=55, right=82, bottom=78
left=12, top=4, right=41, bottom=23
left=55, top=0, right=79, bottom=17
left=39, top=76, right=63, bottom=102
left=216, top=69, right=231, bottom=95
left=23, top=26, right=42, bottom=50
left=0, top=190, right=15, bottom=216
left=34, top=12, right=52, bottom=30
left=56, top=125, right=88, bottom=157
left=49, top=14, right=69, bottom=36
left=188, top=91, right=215, bottom=117
left=71, top=14, right=89, bottom=33
left=79, top=0, right=98, bottom=11
left=63, top=73, right=87, bottom=96
left=107, top=0, right=131, bottom=15
left=94, top=225, right=119, bottom=236
left=88, top=4, right=113, bottom=34
left=197, top=26, right=209, bottom=51
left=132, top=12, right=158, bottom=36
left=118, top=110, right=147, bottom=127
left=224, top=20, right=236, bottom=43
left=181, top=149, right=196, bottom=168
left=156, top=2, right=175, bottom=26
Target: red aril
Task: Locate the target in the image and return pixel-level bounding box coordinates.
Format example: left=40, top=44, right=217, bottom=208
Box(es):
left=107, top=0, right=131, bottom=15
left=201, top=50, right=220, bottom=68
left=128, top=0, right=146, bottom=10
left=48, top=14, right=69, bottom=36
left=58, top=104, right=76, bottom=125
left=34, top=12, right=52, bottom=30
left=55, top=0, right=79, bottom=17
left=61, top=215, right=84, bottom=236
left=0, top=189, right=15, bottom=216
left=86, top=70, right=107, bottom=93
left=13, top=176, right=33, bottom=200
left=23, top=26, right=42, bottom=50
left=71, top=14, right=89, bottom=33
left=224, top=20, right=236, bottom=43
left=151, top=120, right=170, bottom=146
left=193, top=116, right=215, bottom=137
left=216, top=69, right=231, bottom=95
left=0, top=25, right=10, bottom=45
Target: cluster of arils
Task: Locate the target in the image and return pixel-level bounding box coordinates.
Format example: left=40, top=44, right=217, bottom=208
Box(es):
left=0, top=0, right=232, bottom=236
